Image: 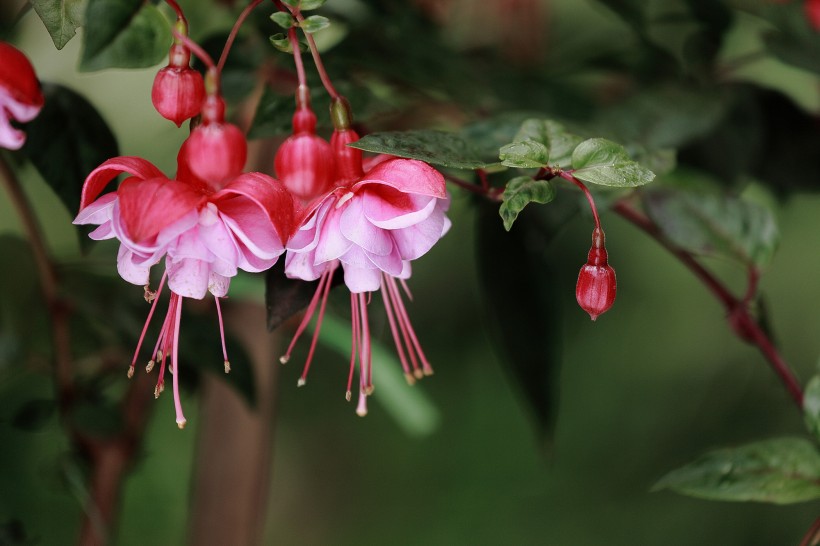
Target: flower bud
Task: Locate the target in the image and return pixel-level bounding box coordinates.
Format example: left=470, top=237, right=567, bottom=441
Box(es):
left=0, top=42, right=44, bottom=150
left=807, top=0, right=820, bottom=31
left=274, top=106, right=334, bottom=202
left=576, top=227, right=616, bottom=320
left=331, top=128, right=364, bottom=183
left=151, top=45, right=205, bottom=127
left=185, top=95, right=247, bottom=189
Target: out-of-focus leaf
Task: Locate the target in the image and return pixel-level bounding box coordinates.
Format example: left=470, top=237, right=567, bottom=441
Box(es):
left=81, top=0, right=142, bottom=61
left=739, top=0, right=820, bottom=75
left=476, top=200, right=569, bottom=446
left=22, top=84, right=118, bottom=220
left=499, top=176, right=556, bottom=231
left=195, top=33, right=264, bottom=103
left=0, top=519, right=36, bottom=546
left=270, top=12, right=294, bottom=30
left=505, top=119, right=584, bottom=169
left=348, top=130, right=498, bottom=170
left=249, top=86, right=301, bottom=138
left=265, top=259, right=343, bottom=332
left=653, top=437, right=820, bottom=504
left=79, top=4, right=170, bottom=71
left=31, top=0, right=85, bottom=49
left=804, top=375, right=820, bottom=443
left=11, top=399, right=56, bottom=431
left=300, top=15, right=330, bottom=34
left=313, top=313, right=441, bottom=437
left=298, top=0, right=326, bottom=10
left=644, top=182, right=779, bottom=267
left=572, top=138, right=655, bottom=188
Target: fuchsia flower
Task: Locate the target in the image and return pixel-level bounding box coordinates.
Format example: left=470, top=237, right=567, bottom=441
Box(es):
left=576, top=227, right=616, bottom=321
left=74, top=142, right=294, bottom=428
left=0, top=42, right=44, bottom=150
left=281, top=123, right=450, bottom=416
left=152, top=43, right=205, bottom=127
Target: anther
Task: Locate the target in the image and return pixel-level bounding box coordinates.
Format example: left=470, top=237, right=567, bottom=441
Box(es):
left=224, top=360, right=231, bottom=374
left=127, top=365, right=135, bottom=379
left=146, top=360, right=155, bottom=373
left=279, top=355, right=290, bottom=365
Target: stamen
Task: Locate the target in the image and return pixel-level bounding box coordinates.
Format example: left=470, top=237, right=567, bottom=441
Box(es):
left=127, top=365, right=134, bottom=379
left=399, top=278, right=414, bottom=302
left=385, top=275, right=420, bottom=376
left=144, top=284, right=157, bottom=303
left=356, top=391, right=368, bottom=417
left=214, top=296, right=230, bottom=367
left=146, top=360, right=155, bottom=373
left=170, top=294, right=186, bottom=429
left=347, top=292, right=358, bottom=397
left=131, top=273, right=167, bottom=369
left=387, top=276, right=433, bottom=376
left=358, top=292, right=372, bottom=393
left=154, top=383, right=162, bottom=399
left=298, top=268, right=334, bottom=385
left=380, top=275, right=412, bottom=378
left=280, top=265, right=332, bottom=364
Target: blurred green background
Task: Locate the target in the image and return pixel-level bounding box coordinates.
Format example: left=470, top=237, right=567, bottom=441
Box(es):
left=2, top=0, right=820, bottom=544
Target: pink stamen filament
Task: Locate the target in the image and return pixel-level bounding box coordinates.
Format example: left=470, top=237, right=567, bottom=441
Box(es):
left=384, top=275, right=420, bottom=376
left=170, top=294, right=186, bottom=428
left=131, top=272, right=168, bottom=370
left=298, top=268, right=334, bottom=385
left=217, top=0, right=265, bottom=74
left=386, top=276, right=432, bottom=376
left=346, top=292, right=359, bottom=400
left=380, top=275, right=412, bottom=380
left=214, top=295, right=230, bottom=371
left=281, top=265, right=334, bottom=362
left=358, top=292, right=372, bottom=393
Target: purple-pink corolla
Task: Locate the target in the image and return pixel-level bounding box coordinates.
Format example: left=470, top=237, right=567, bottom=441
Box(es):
left=74, top=146, right=294, bottom=428
left=282, top=137, right=450, bottom=416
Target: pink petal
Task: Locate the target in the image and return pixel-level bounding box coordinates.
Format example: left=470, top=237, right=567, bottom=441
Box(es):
left=288, top=197, right=333, bottom=253
left=364, top=245, right=404, bottom=276
left=166, top=256, right=211, bottom=299
left=214, top=172, right=295, bottom=242
left=73, top=192, right=117, bottom=226
left=284, top=250, right=327, bottom=281
left=339, top=195, right=393, bottom=256
left=0, top=101, right=25, bottom=150
left=209, top=272, right=230, bottom=298
left=216, top=197, right=286, bottom=271
left=352, top=158, right=446, bottom=199
left=79, top=157, right=166, bottom=211
left=391, top=211, right=446, bottom=261
left=314, top=204, right=353, bottom=263
left=361, top=185, right=438, bottom=230
left=116, top=245, right=156, bottom=286
left=118, top=177, right=205, bottom=244
left=342, top=264, right=382, bottom=293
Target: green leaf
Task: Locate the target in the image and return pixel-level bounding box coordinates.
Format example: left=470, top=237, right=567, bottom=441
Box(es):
left=510, top=119, right=584, bottom=169
left=499, top=140, right=549, bottom=169
left=653, top=437, right=820, bottom=504
left=269, top=32, right=294, bottom=53
left=11, top=399, right=56, bottom=432
left=265, top=260, right=342, bottom=332
left=31, top=0, right=85, bottom=49
left=270, top=11, right=294, bottom=30
left=79, top=4, right=170, bottom=71
left=21, top=84, right=118, bottom=218
left=643, top=183, right=780, bottom=267
left=299, top=15, right=330, bottom=34
left=499, top=176, right=556, bottom=231
left=804, top=375, right=820, bottom=443
left=571, top=138, right=655, bottom=188
left=248, top=87, right=296, bottom=138
left=348, top=130, right=497, bottom=170
left=299, top=0, right=327, bottom=10
left=81, top=0, right=142, bottom=61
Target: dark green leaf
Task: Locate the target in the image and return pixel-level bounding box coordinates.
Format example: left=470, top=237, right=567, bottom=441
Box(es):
left=476, top=200, right=571, bottom=448
left=571, top=138, right=655, bottom=188
left=644, top=182, right=779, bottom=267
left=280, top=0, right=299, bottom=7
left=21, top=84, right=118, bottom=220
left=248, top=86, right=299, bottom=138
left=11, top=399, right=56, bottom=431
left=653, top=437, right=820, bottom=504
left=499, top=140, right=548, bottom=169
left=80, top=4, right=171, bottom=71
left=499, top=176, right=556, bottom=231
left=270, top=11, right=294, bottom=30
left=508, top=119, right=584, bottom=169
left=31, top=0, right=85, bottom=49
left=804, top=375, right=820, bottom=443
left=300, top=15, right=330, bottom=34
left=0, top=236, right=45, bottom=369
left=265, top=259, right=342, bottom=332
left=81, top=0, right=142, bottom=60
left=270, top=32, right=294, bottom=53
left=348, top=130, right=497, bottom=170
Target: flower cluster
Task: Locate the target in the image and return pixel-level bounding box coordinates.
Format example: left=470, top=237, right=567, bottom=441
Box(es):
left=0, top=42, right=43, bottom=150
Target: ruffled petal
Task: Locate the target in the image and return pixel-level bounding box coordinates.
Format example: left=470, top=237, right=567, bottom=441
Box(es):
left=214, top=172, right=295, bottom=243
left=166, top=256, right=210, bottom=299
left=116, top=245, right=156, bottom=286
left=79, top=156, right=165, bottom=210
left=342, top=264, right=382, bottom=293
left=208, top=272, right=230, bottom=298
left=118, top=177, right=205, bottom=245
left=361, top=185, right=438, bottom=230
left=73, top=192, right=117, bottom=226
left=284, top=250, right=326, bottom=281
left=339, top=195, right=393, bottom=256
left=390, top=210, right=446, bottom=261
left=352, top=158, right=446, bottom=199
left=314, top=204, right=353, bottom=263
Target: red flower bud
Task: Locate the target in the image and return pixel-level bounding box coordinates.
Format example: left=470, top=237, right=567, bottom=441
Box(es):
left=331, top=128, right=364, bottom=184
left=185, top=95, right=247, bottom=189
left=151, top=45, right=205, bottom=127
left=576, top=227, right=616, bottom=321
left=807, top=0, right=820, bottom=31
left=274, top=106, right=334, bottom=202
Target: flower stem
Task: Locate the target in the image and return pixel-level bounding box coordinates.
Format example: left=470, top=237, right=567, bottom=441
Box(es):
left=173, top=30, right=216, bottom=72
left=560, top=171, right=601, bottom=230
left=613, top=199, right=804, bottom=409
left=164, top=0, right=187, bottom=24
left=800, top=515, right=820, bottom=546
left=444, top=172, right=502, bottom=201
left=278, top=1, right=340, bottom=99
left=217, top=0, right=265, bottom=74
left=289, top=27, right=308, bottom=88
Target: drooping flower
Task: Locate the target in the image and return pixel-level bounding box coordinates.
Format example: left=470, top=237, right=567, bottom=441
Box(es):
left=74, top=146, right=294, bottom=427
left=281, top=113, right=450, bottom=416
left=0, top=42, right=44, bottom=150
left=576, top=227, right=616, bottom=320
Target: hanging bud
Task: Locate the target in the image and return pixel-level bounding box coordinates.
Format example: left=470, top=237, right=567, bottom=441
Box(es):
left=329, top=97, right=363, bottom=183
left=807, top=0, right=820, bottom=31
left=576, top=227, right=616, bottom=321
left=0, top=42, right=44, bottom=150
left=185, top=90, right=247, bottom=189
left=151, top=44, right=205, bottom=127
left=274, top=85, right=334, bottom=202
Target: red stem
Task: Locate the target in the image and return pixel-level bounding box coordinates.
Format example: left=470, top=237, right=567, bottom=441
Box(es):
left=164, top=0, right=186, bottom=24
left=218, top=0, right=265, bottom=74
left=444, top=172, right=502, bottom=201
left=560, top=171, right=601, bottom=230
left=800, top=516, right=820, bottom=546
left=613, top=200, right=804, bottom=409
left=279, top=3, right=340, bottom=99
left=173, top=30, right=216, bottom=72
left=289, top=27, right=307, bottom=87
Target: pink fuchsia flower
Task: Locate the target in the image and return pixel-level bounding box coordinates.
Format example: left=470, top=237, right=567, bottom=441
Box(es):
left=74, top=150, right=294, bottom=427
left=282, top=153, right=450, bottom=416
left=0, top=42, right=44, bottom=150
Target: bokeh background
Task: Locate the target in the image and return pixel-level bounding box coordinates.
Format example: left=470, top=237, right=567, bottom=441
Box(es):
left=2, top=0, right=820, bottom=544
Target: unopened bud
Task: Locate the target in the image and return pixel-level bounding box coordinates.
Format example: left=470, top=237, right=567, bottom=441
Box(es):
left=576, top=227, right=617, bottom=320
left=185, top=95, right=247, bottom=188
left=151, top=46, right=205, bottom=127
